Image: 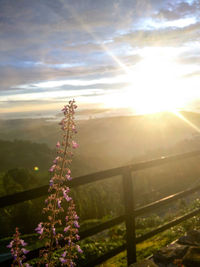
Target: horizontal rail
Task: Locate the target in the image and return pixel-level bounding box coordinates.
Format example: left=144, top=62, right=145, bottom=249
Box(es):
left=135, top=184, right=200, bottom=217
left=79, top=215, right=125, bottom=240
left=0, top=185, right=49, bottom=209
left=1, top=150, right=200, bottom=209
left=136, top=207, right=200, bottom=243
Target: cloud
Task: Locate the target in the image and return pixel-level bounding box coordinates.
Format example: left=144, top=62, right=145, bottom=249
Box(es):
left=154, top=0, right=200, bottom=21
left=114, top=21, right=200, bottom=47
left=0, top=0, right=200, bottom=116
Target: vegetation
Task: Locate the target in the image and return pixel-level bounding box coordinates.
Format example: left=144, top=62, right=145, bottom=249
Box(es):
left=1, top=111, right=200, bottom=265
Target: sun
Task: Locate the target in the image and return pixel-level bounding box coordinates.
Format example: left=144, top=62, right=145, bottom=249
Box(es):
left=127, top=50, right=185, bottom=114
left=104, top=48, right=189, bottom=114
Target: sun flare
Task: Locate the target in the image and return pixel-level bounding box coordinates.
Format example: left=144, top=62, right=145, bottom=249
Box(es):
left=104, top=48, right=190, bottom=115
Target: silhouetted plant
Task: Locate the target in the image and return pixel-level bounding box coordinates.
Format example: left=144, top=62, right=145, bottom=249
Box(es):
left=35, top=100, right=82, bottom=266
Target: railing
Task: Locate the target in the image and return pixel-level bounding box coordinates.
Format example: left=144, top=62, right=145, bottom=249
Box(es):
left=1, top=150, right=200, bottom=266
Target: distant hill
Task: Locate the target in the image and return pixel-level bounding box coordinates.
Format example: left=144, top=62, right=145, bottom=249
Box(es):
left=0, top=111, right=200, bottom=172
left=0, top=140, right=53, bottom=172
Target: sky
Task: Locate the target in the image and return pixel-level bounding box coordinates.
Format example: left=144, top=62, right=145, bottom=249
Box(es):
left=0, top=0, right=200, bottom=118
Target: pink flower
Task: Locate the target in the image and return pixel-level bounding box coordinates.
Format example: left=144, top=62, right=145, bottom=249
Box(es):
left=52, top=227, right=56, bottom=236
left=49, top=164, right=56, bottom=172
left=53, top=156, right=60, bottom=164
left=35, top=223, right=44, bottom=235
left=62, top=189, right=70, bottom=199
left=76, top=245, right=83, bottom=253
left=75, top=234, right=80, bottom=240
left=56, top=141, right=60, bottom=148
left=72, top=140, right=78, bottom=149
left=61, top=106, right=68, bottom=112
left=72, top=125, right=77, bottom=133
left=74, top=214, right=79, bottom=220
left=65, top=195, right=72, bottom=202
left=57, top=199, right=61, bottom=208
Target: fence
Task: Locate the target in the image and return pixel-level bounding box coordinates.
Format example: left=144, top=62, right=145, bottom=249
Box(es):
left=1, top=150, right=200, bottom=266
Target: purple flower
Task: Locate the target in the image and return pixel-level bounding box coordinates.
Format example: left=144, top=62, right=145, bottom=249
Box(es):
left=65, top=174, right=72, bottom=181
left=49, top=179, right=53, bottom=187
left=21, top=248, right=29, bottom=254
left=72, top=140, right=78, bottom=149
left=57, top=199, right=61, bottom=208
left=7, top=241, right=13, bottom=248
left=25, top=264, right=32, bottom=267
left=74, top=221, right=80, bottom=228
left=60, top=258, right=67, bottom=264
left=20, top=239, right=27, bottom=246
left=64, top=226, right=70, bottom=233
left=62, top=251, right=67, bottom=257
left=35, top=223, right=44, bottom=235
left=65, top=195, right=72, bottom=202
left=76, top=245, right=83, bottom=253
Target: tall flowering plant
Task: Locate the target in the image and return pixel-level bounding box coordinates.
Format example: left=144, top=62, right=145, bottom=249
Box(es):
left=35, top=100, right=82, bottom=266
left=7, top=227, right=30, bottom=267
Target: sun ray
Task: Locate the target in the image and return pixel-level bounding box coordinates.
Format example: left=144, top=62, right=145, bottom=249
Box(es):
left=173, top=110, right=200, bottom=133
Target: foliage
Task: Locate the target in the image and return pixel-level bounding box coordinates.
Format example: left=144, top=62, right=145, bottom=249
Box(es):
left=0, top=139, right=53, bottom=172
left=3, top=168, right=38, bottom=195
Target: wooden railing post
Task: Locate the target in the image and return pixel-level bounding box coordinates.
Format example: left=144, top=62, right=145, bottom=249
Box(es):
left=122, top=167, right=136, bottom=266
